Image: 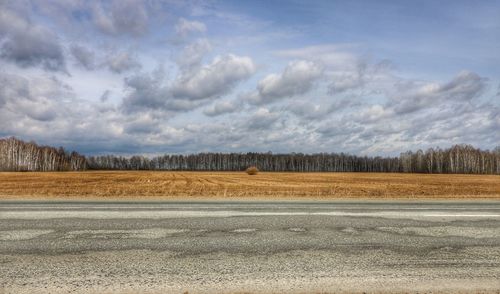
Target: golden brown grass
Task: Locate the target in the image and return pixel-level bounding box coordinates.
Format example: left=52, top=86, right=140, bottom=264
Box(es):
left=0, top=171, right=498, bottom=200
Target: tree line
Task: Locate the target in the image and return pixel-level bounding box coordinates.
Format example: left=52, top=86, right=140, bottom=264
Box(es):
left=0, top=137, right=86, bottom=171
left=1, top=137, right=500, bottom=174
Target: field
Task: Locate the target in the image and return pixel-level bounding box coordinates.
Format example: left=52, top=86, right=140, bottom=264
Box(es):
left=0, top=171, right=499, bottom=199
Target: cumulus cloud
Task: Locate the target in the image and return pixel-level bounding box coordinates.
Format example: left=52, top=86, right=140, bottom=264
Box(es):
left=176, top=38, right=212, bottom=72
left=123, top=54, right=254, bottom=113
left=123, top=114, right=160, bottom=134
left=175, top=18, right=207, bottom=37
left=0, top=7, right=66, bottom=72
left=0, top=73, right=72, bottom=122
left=246, top=60, right=323, bottom=105
left=245, top=108, right=280, bottom=130
left=120, top=68, right=203, bottom=113
left=316, top=120, right=365, bottom=137
left=274, top=45, right=359, bottom=70
left=0, top=71, right=170, bottom=154
left=203, top=100, right=239, bottom=116
left=286, top=98, right=353, bottom=120
left=70, top=44, right=141, bottom=74
left=328, top=60, right=393, bottom=94
left=352, top=104, right=393, bottom=124
left=70, top=45, right=96, bottom=70
left=91, top=0, right=148, bottom=36
left=106, top=51, right=141, bottom=73
left=286, top=102, right=326, bottom=120
left=276, top=45, right=395, bottom=96
left=172, top=54, right=255, bottom=100
left=100, top=90, right=111, bottom=102
left=291, top=68, right=497, bottom=156
left=0, top=80, right=125, bottom=154
left=121, top=70, right=169, bottom=112
left=0, top=0, right=497, bottom=156
left=389, top=71, right=486, bottom=114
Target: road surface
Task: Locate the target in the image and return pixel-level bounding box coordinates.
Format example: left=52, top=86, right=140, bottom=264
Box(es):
left=1, top=200, right=500, bottom=293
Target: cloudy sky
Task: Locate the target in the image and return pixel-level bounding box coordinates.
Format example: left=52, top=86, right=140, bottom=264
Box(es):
left=0, top=0, right=499, bottom=155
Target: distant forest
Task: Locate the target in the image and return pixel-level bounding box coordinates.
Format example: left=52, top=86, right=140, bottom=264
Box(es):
left=1, top=137, right=499, bottom=174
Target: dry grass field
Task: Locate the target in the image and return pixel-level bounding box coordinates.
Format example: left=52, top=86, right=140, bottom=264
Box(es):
left=0, top=171, right=499, bottom=199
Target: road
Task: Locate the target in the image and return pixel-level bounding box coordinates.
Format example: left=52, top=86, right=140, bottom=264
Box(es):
left=1, top=201, right=500, bottom=293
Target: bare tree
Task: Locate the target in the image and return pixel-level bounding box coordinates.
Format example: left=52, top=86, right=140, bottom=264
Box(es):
left=0, top=137, right=86, bottom=171
left=2, top=137, right=499, bottom=174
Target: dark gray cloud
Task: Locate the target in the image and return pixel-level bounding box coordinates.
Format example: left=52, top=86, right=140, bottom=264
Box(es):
left=70, top=45, right=96, bottom=70
left=100, top=90, right=111, bottom=102
left=164, top=99, right=204, bottom=112
left=0, top=7, right=66, bottom=72
left=122, top=71, right=168, bottom=112
left=123, top=114, right=161, bottom=134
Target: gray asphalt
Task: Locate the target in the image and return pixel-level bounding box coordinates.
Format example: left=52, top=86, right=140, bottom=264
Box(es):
left=1, top=201, right=500, bottom=293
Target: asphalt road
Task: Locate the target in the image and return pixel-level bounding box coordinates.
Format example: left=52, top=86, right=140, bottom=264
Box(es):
left=1, top=201, right=500, bottom=293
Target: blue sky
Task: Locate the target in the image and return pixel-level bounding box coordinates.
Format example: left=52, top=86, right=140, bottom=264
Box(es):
left=0, top=0, right=499, bottom=155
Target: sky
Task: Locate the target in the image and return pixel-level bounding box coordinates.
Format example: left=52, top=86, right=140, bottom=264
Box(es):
left=0, top=0, right=499, bottom=156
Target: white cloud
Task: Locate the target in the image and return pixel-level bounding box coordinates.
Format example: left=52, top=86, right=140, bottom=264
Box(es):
left=70, top=44, right=141, bottom=74
left=389, top=70, right=486, bottom=114
left=91, top=0, right=148, bottom=36
left=176, top=38, right=212, bottom=72
left=245, top=108, right=280, bottom=130
left=353, top=104, right=393, bottom=123
left=106, top=51, right=141, bottom=73
left=246, top=60, right=323, bottom=105
left=172, top=54, right=256, bottom=100
left=122, top=54, right=255, bottom=113
left=286, top=99, right=353, bottom=120
left=0, top=73, right=71, bottom=122
left=175, top=18, right=207, bottom=37
left=274, top=44, right=359, bottom=70
left=203, top=100, right=239, bottom=116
